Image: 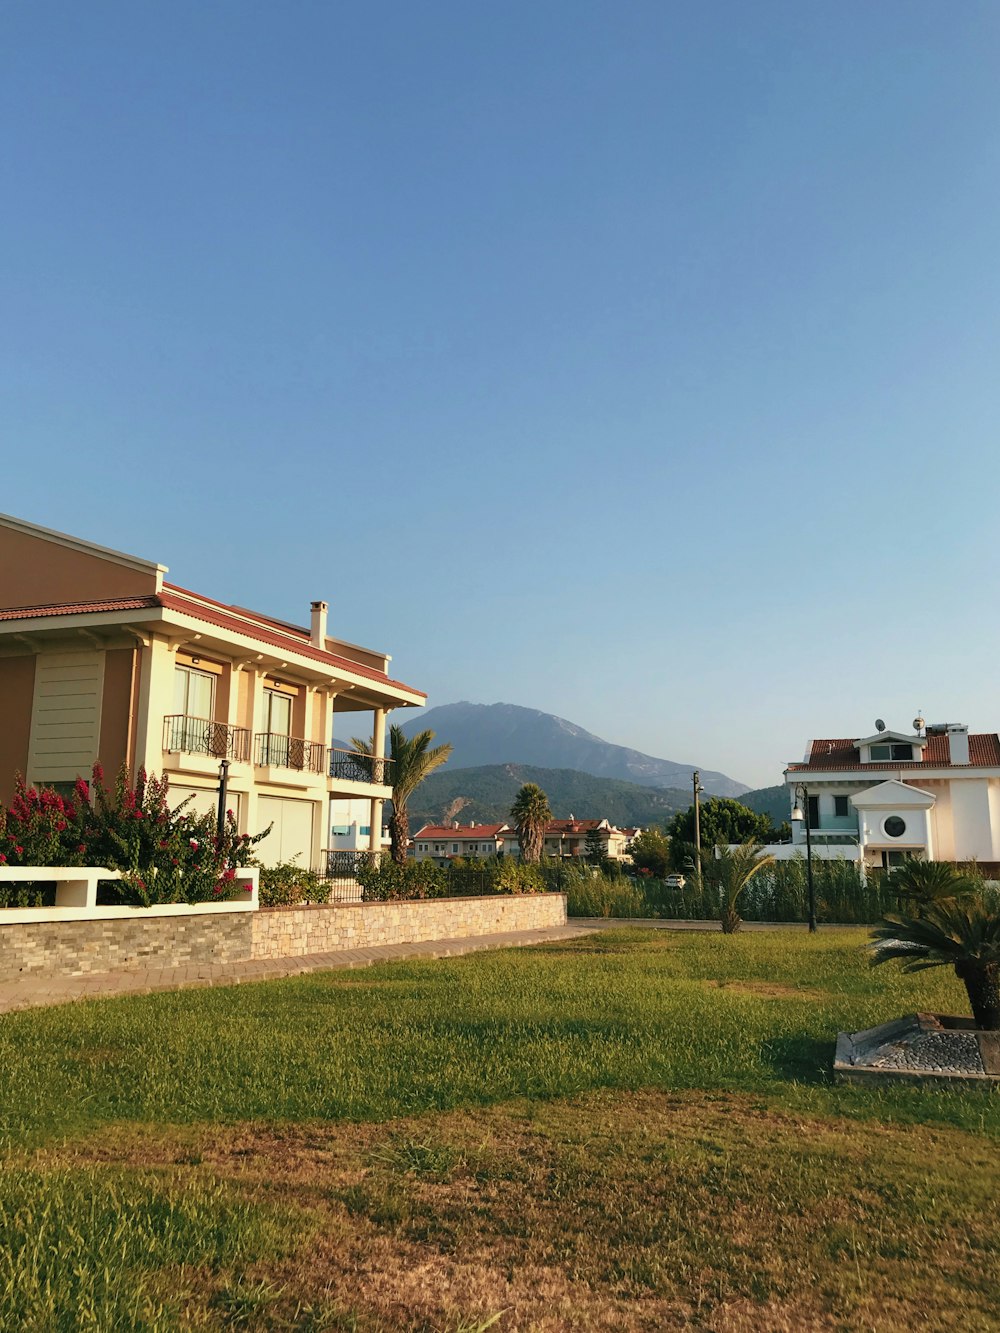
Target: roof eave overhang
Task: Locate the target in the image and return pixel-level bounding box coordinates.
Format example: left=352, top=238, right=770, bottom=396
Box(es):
left=0, top=605, right=425, bottom=708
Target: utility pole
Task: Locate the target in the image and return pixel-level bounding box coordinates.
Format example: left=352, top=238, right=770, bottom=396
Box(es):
left=693, top=769, right=703, bottom=889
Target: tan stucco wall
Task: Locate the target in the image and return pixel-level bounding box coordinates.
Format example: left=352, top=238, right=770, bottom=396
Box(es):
left=0, top=527, right=159, bottom=608
left=0, top=656, right=36, bottom=801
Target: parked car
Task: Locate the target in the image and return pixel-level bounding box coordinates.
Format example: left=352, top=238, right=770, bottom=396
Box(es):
left=664, top=873, right=686, bottom=889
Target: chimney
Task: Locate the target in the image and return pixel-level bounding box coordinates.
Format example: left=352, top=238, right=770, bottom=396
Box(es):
left=948, top=724, right=970, bottom=765
left=310, top=600, right=328, bottom=648
left=453, top=820, right=459, bottom=830
left=470, top=821, right=476, bottom=828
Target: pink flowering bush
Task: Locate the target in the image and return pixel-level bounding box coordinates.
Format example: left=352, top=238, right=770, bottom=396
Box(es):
left=0, top=764, right=270, bottom=907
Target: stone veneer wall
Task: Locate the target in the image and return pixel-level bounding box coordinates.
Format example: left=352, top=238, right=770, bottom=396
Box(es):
left=0, top=913, right=252, bottom=979
left=0, top=894, right=568, bottom=981
left=249, top=893, right=568, bottom=961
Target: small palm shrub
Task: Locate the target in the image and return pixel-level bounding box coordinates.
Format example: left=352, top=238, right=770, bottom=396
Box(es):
left=705, top=842, right=776, bottom=933
left=870, top=896, right=1000, bottom=1029
left=885, top=859, right=979, bottom=910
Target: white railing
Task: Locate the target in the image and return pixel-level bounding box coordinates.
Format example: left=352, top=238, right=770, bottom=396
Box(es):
left=0, top=866, right=258, bottom=924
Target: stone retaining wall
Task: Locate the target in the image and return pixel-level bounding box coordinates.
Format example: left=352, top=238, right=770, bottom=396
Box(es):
left=250, top=893, right=567, bottom=960
left=0, top=912, right=252, bottom=978
left=0, top=894, right=568, bottom=981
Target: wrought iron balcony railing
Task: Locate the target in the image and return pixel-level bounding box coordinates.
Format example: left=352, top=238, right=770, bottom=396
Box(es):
left=163, top=714, right=251, bottom=762
left=254, top=732, right=327, bottom=773
left=328, top=747, right=394, bottom=786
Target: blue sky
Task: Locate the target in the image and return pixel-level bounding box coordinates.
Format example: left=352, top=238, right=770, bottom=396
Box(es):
left=3, top=2, right=1000, bottom=787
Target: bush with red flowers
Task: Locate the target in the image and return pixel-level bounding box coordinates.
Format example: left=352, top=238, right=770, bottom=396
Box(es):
left=0, top=764, right=270, bottom=906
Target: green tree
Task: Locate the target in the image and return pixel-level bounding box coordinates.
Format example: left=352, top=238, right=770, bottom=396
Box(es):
left=627, top=827, right=671, bottom=878
left=870, top=896, right=1000, bottom=1030
left=705, top=841, right=776, bottom=933
left=353, top=725, right=453, bottom=865
left=666, top=798, right=775, bottom=871
left=510, top=783, right=552, bottom=864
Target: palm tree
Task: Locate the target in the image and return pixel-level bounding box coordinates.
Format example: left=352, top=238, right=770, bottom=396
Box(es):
left=869, top=898, right=1000, bottom=1030
left=706, top=841, right=776, bottom=934
left=885, top=859, right=979, bottom=911
left=510, top=783, right=552, bottom=864
left=352, top=725, right=452, bottom=864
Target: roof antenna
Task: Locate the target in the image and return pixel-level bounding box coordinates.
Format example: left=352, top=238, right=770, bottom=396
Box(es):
left=912, top=711, right=925, bottom=734
left=875, top=718, right=886, bottom=732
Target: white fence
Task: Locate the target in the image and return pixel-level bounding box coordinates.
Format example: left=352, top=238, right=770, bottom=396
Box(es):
left=0, top=866, right=258, bottom=924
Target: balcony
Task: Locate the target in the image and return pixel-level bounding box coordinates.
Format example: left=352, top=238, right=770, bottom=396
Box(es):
left=163, top=714, right=250, bottom=763
left=328, top=747, right=394, bottom=787
left=254, top=732, right=327, bottom=774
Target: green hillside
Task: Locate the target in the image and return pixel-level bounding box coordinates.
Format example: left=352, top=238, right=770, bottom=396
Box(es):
left=407, top=764, right=691, bottom=832
left=739, top=784, right=789, bottom=826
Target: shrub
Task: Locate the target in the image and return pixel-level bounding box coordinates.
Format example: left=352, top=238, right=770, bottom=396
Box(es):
left=258, top=861, right=330, bottom=908
left=356, top=855, right=449, bottom=901
left=0, top=765, right=269, bottom=906
left=563, top=866, right=644, bottom=918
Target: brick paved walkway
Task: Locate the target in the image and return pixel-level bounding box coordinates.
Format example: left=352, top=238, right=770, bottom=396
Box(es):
left=0, top=923, right=600, bottom=1014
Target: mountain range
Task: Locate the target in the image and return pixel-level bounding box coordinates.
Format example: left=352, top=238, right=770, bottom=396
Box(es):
left=396, top=702, right=748, bottom=797
left=406, top=764, right=693, bottom=832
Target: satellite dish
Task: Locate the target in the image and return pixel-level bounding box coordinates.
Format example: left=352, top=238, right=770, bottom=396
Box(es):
left=875, top=719, right=886, bottom=732
left=913, top=715, right=925, bottom=732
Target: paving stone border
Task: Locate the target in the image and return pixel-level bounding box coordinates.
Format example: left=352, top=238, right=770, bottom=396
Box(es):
left=835, top=1013, right=1000, bottom=1088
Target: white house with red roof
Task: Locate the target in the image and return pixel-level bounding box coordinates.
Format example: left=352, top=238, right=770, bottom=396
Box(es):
left=784, top=721, right=1000, bottom=870
left=0, top=513, right=426, bottom=872
left=411, top=823, right=510, bottom=863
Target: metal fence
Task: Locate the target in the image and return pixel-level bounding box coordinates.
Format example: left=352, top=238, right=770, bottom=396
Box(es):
left=328, top=748, right=393, bottom=785
left=162, top=715, right=251, bottom=762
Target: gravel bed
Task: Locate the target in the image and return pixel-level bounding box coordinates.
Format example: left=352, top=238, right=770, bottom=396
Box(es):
left=857, top=1028, right=985, bottom=1075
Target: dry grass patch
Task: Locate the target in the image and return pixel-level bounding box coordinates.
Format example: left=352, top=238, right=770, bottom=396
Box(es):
left=45, top=1088, right=1000, bottom=1332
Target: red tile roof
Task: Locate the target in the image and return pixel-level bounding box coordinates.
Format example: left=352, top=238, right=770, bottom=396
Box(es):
left=413, top=824, right=509, bottom=840
left=157, top=589, right=424, bottom=697
left=0, top=587, right=425, bottom=699
left=789, top=733, right=1000, bottom=772
left=0, top=596, right=160, bottom=620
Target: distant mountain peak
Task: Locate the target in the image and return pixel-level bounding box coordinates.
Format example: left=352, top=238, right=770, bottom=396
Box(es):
left=400, top=701, right=747, bottom=797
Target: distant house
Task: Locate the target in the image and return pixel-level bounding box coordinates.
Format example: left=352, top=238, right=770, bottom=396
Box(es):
left=784, top=722, right=1000, bottom=871
left=411, top=823, right=510, bottom=864
left=411, top=816, right=639, bottom=864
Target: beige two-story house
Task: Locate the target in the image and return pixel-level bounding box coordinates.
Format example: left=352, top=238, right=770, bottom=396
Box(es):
left=0, top=513, right=425, bottom=870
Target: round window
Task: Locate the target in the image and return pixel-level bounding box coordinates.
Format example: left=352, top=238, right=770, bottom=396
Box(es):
left=884, top=816, right=906, bottom=839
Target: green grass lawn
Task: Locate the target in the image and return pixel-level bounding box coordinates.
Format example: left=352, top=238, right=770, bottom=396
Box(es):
left=1, top=928, right=997, bottom=1330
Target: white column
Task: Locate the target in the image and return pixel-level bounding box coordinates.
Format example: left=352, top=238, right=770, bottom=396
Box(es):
left=369, top=706, right=388, bottom=853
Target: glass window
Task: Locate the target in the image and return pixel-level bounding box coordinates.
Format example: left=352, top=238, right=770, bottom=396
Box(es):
left=834, top=795, right=850, bottom=818
left=359, top=825, right=370, bottom=836
left=174, top=665, right=214, bottom=719
left=884, top=816, right=906, bottom=838
left=452, top=843, right=458, bottom=854
left=870, top=743, right=913, bottom=762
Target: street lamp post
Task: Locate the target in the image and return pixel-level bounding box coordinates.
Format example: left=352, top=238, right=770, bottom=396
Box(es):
left=216, top=759, right=231, bottom=842
left=791, top=784, right=817, bottom=933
